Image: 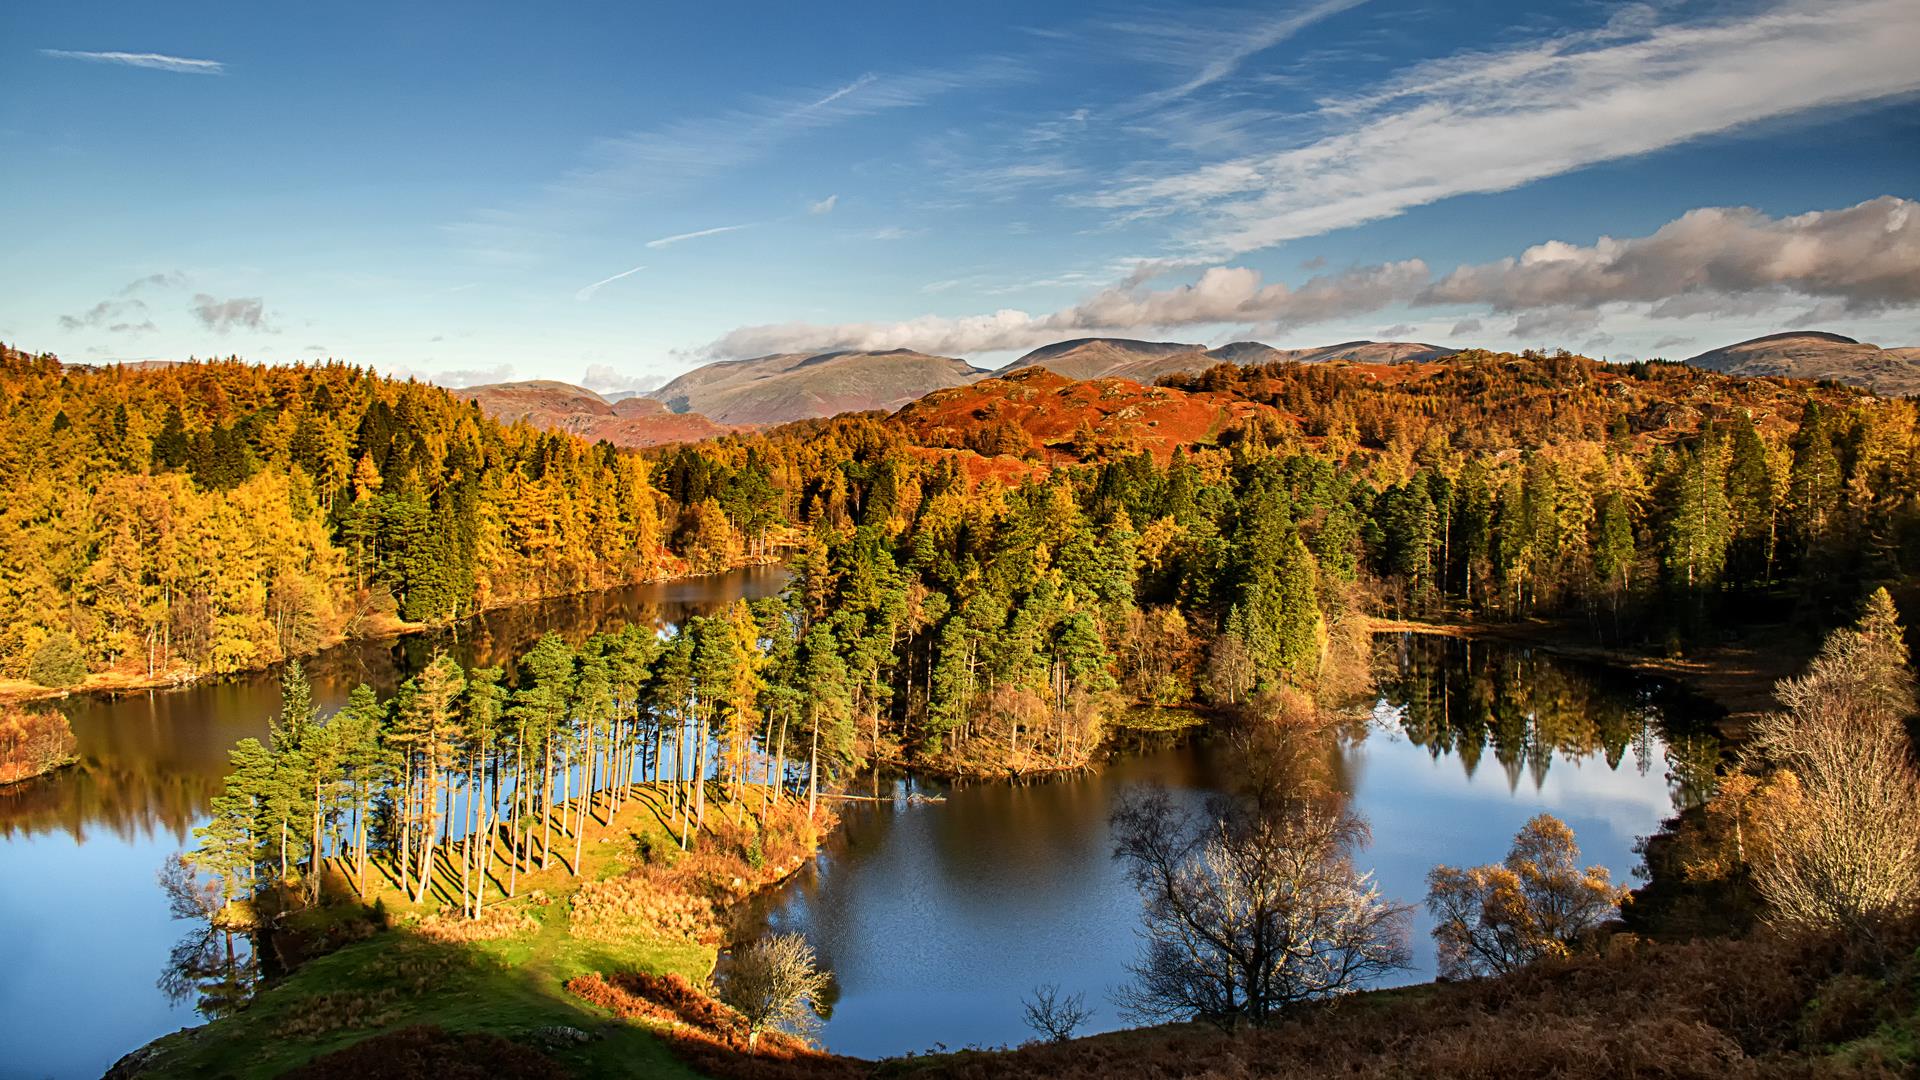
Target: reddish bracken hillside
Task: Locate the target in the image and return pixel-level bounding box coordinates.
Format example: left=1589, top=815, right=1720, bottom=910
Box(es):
left=459, top=380, right=741, bottom=447
left=894, top=367, right=1282, bottom=463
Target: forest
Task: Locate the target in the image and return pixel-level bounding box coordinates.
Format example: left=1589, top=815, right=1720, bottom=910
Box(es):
left=8, top=342, right=1920, bottom=783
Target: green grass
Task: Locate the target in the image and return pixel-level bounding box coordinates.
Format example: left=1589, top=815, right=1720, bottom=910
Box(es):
left=133, top=787, right=732, bottom=1079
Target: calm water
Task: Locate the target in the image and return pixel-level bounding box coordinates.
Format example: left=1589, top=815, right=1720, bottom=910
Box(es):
left=0, top=566, right=787, bottom=1080
left=751, top=633, right=1723, bottom=1058
left=0, top=609, right=1720, bottom=1077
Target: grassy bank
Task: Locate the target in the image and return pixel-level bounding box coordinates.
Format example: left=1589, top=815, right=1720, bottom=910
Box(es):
left=116, top=783, right=829, bottom=1079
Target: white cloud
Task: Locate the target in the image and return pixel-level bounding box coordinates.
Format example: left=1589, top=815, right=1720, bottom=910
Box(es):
left=705, top=196, right=1920, bottom=357
left=707, top=260, right=1428, bottom=357
left=575, top=263, right=646, bottom=301
left=1422, top=196, right=1920, bottom=316
left=646, top=224, right=753, bottom=249
left=1078, top=0, right=1920, bottom=257
left=41, top=49, right=224, bottom=75
left=428, top=364, right=517, bottom=388
left=810, top=194, right=839, bottom=215
left=581, top=365, right=665, bottom=394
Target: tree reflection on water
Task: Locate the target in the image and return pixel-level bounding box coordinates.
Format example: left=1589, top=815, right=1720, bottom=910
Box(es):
left=1373, top=633, right=1726, bottom=809
left=156, top=854, right=260, bottom=1020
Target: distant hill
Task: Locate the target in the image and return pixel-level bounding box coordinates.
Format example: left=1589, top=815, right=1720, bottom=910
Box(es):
left=997, top=338, right=1204, bottom=381
left=1273, top=340, right=1459, bottom=365
left=459, top=380, right=737, bottom=447
left=649, top=349, right=986, bottom=426
left=1684, top=331, right=1920, bottom=396
left=895, top=366, right=1281, bottom=463
left=1003, top=337, right=1459, bottom=383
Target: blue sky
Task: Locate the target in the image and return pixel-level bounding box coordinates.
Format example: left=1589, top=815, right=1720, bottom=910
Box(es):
left=2, top=0, right=1916, bottom=388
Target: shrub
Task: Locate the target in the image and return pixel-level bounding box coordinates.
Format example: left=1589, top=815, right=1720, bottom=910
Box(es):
left=1427, top=814, right=1626, bottom=978
left=716, top=933, right=829, bottom=1049
left=26, top=632, right=87, bottom=687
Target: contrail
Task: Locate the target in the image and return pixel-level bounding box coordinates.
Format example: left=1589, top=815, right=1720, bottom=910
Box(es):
left=645, top=223, right=754, bottom=249
left=41, top=49, right=225, bottom=74
left=575, top=263, right=647, bottom=301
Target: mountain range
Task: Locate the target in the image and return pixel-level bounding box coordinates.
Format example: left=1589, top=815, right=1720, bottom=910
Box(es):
left=994, top=337, right=1459, bottom=383
left=457, top=331, right=1914, bottom=449
left=456, top=380, right=739, bottom=447
left=648, top=348, right=987, bottom=426
left=1682, top=331, right=1920, bottom=396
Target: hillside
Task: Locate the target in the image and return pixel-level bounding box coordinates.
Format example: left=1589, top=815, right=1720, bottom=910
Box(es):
left=650, top=349, right=986, bottom=425
left=1684, top=331, right=1920, bottom=395
left=459, top=380, right=738, bottom=447
left=1004, top=337, right=1460, bottom=383
left=997, top=338, right=1204, bottom=380
left=895, top=366, right=1282, bottom=462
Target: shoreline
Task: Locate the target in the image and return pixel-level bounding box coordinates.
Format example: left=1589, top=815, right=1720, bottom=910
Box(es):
left=1368, top=617, right=1806, bottom=734
left=0, top=558, right=788, bottom=709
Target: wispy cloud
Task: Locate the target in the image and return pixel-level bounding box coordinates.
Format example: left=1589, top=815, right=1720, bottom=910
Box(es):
left=1113, top=0, right=1370, bottom=111
left=646, top=224, right=753, bottom=249
left=575, top=263, right=647, bottom=301
left=704, top=196, right=1920, bottom=356
left=57, top=273, right=189, bottom=333
left=121, top=271, right=190, bottom=293
left=58, top=298, right=153, bottom=334
left=809, top=194, right=839, bottom=215
left=446, top=57, right=1025, bottom=263
left=41, top=49, right=224, bottom=75
left=1079, top=0, right=1920, bottom=257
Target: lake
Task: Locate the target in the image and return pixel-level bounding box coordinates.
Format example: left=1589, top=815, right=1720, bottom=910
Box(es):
left=748, top=632, right=1723, bottom=1057
left=0, top=598, right=1721, bottom=1078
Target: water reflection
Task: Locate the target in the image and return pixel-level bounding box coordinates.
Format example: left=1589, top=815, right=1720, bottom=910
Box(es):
left=158, top=928, right=259, bottom=1021
left=0, top=566, right=789, bottom=845
left=1371, top=633, right=1724, bottom=809
left=752, top=635, right=1724, bottom=1059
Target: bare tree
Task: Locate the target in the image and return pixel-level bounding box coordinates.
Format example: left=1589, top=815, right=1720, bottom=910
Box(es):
left=1021, top=982, right=1094, bottom=1043
left=1748, top=588, right=1920, bottom=939
left=1110, top=787, right=1412, bottom=1029
left=715, top=932, right=830, bottom=1051
left=1426, top=814, right=1625, bottom=979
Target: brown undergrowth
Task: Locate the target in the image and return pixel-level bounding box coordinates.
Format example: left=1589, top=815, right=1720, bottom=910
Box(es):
left=568, top=918, right=1917, bottom=1080
left=572, top=800, right=834, bottom=947
left=890, top=921, right=1919, bottom=1080
left=567, top=971, right=867, bottom=1080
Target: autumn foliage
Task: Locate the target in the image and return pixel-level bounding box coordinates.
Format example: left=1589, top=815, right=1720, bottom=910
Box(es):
left=0, top=705, right=77, bottom=785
